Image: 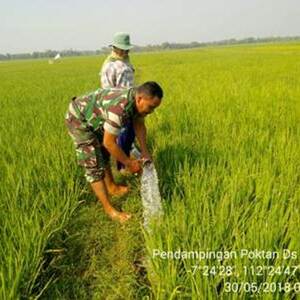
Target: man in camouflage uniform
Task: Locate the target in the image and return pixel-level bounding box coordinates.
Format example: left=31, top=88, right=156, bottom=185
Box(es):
left=65, top=81, right=163, bottom=223
left=100, top=32, right=136, bottom=173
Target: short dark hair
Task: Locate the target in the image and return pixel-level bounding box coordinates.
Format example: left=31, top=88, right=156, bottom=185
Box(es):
left=136, top=81, right=163, bottom=99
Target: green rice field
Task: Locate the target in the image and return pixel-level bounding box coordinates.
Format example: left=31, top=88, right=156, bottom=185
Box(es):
left=1, top=42, right=300, bottom=299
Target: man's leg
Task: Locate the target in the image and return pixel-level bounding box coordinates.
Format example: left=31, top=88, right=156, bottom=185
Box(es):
left=90, top=146, right=131, bottom=222
left=83, top=148, right=131, bottom=222
left=98, top=144, right=129, bottom=196
left=90, top=180, right=131, bottom=223
left=117, top=122, right=136, bottom=170
left=65, top=112, right=131, bottom=223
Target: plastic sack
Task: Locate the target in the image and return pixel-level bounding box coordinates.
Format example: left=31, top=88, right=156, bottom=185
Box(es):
left=141, top=161, right=163, bottom=228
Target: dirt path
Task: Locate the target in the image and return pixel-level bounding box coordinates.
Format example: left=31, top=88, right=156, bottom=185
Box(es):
left=40, top=178, right=150, bottom=299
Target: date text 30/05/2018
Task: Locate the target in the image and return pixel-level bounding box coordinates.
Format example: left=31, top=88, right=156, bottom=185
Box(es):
left=224, top=281, right=300, bottom=294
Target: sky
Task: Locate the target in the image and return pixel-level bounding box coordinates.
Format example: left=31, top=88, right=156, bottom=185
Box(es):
left=1, top=0, right=300, bottom=54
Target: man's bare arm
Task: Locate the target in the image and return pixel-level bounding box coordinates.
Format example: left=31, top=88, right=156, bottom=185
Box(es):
left=133, top=117, right=151, bottom=159
left=103, top=130, right=140, bottom=172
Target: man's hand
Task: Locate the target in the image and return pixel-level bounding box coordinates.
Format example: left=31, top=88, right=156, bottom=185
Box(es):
left=126, top=159, right=142, bottom=174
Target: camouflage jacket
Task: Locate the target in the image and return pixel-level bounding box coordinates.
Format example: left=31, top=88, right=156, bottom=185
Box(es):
left=66, top=88, right=139, bottom=136
left=100, top=53, right=134, bottom=88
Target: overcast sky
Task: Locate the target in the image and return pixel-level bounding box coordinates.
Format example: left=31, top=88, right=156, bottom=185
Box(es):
left=1, top=0, right=300, bottom=54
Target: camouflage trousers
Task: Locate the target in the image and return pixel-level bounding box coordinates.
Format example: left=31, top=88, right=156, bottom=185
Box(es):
left=65, top=101, right=110, bottom=183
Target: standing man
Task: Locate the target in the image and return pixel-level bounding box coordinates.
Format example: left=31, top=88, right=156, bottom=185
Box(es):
left=65, top=82, right=163, bottom=223
left=100, top=32, right=136, bottom=173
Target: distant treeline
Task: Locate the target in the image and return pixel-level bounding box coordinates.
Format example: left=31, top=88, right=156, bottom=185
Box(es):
left=1, top=36, right=300, bottom=61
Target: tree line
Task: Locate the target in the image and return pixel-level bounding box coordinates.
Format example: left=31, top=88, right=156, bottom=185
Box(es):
left=1, top=36, right=300, bottom=61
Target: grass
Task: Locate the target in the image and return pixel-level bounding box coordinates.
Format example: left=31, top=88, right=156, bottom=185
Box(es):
left=0, top=43, right=300, bottom=299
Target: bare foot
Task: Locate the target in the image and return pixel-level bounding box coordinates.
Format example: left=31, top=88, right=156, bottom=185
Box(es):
left=107, top=209, right=132, bottom=223
left=107, top=184, right=129, bottom=197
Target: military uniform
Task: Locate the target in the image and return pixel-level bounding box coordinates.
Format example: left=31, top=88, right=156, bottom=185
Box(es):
left=65, top=88, right=139, bottom=183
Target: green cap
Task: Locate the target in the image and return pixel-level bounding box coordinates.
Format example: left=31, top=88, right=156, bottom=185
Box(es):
left=111, top=32, right=133, bottom=50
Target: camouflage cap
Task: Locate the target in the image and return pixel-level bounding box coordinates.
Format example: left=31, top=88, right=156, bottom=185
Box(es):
left=110, top=32, right=133, bottom=50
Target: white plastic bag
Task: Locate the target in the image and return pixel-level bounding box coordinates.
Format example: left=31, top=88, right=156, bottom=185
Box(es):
left=141, top=161, right=163, bottom=228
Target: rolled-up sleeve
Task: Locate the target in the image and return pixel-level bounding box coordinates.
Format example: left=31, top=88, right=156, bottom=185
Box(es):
left=103, top=111, right=122, bottom=136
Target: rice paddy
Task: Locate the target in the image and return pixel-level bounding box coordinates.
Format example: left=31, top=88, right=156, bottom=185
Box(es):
left=1, top=42, right=300, bottom=299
